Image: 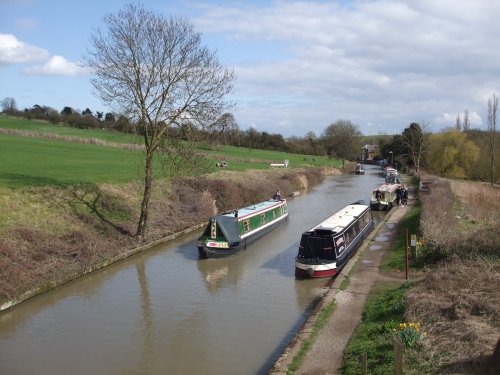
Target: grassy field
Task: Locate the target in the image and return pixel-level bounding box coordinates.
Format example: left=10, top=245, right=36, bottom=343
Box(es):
left=0, top=133, right=150, bottom=187
left=0, top=116, right=141, bottom=145
left=0, top=116, right=341, bottom=188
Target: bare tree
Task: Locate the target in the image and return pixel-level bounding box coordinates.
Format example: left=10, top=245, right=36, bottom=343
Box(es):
left=208, top=112, right=238, bottom=145
left=488, top=93, right=497, bottom=186
left=1, top=97, right=17, bottom=113
left=463, top=109, right=470, bottom=131
left=85, top=3, right=235, bottom=239
left=455, top=114, right=461, bottom=131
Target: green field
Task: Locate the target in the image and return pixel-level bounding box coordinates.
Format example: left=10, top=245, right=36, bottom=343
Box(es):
left=0, top=133, right=149, bottom=187
left=0, top=116, right=141, bottom=145
left=0, top=116, right=341, bottom=188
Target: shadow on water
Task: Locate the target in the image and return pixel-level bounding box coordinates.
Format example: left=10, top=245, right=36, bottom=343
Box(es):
left=176, top=238, right=200, bottom=261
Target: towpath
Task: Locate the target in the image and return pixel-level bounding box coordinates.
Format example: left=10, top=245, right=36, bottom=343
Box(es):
left=271, top=181, right=416, bottom=375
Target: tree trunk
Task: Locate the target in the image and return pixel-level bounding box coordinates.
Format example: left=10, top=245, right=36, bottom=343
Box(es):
left=492, top=132, right=496, bottom=186
left=136, top=150, right=154, bottom=240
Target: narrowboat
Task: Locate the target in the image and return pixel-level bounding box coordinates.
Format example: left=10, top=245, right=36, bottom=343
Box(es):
left=295, top=202, right=374, bottom=278
left=384, top=167, right=403, bottom=184
left=355, top=163, right=365, bottom=174
left=370, top=183, right=399, bottom=211
left=197, top=199, right=288, bottom=259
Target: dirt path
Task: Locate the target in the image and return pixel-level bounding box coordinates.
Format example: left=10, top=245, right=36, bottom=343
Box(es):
left=271, top=185, right=415, bottom=375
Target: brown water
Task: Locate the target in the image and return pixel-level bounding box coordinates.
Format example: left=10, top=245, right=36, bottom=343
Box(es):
left=0, top=166, right=386, bottom=375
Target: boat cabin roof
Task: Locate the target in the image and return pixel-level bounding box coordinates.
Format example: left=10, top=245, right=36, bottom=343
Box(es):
left=220, top=199, right=286, bottom=221
left=373, top=183, right=399, bottom=193
left=308, top=204, right=368, bottom=235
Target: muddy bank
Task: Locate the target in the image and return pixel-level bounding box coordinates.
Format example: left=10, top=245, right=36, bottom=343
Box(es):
left=0, top=167, right=340, bottom=311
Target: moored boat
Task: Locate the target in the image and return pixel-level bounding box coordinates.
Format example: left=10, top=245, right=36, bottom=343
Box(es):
left=355, top=163, right=365, bottom=174
left=384, top=167, right=403, bottom=184
left=295, top=202, right=374, bottom=278
left=370, top=183, right=398, bottom=211
left=197, top=199, right=288, bottom=259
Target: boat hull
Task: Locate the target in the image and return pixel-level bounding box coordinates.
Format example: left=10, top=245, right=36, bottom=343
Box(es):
left=198, top=213, right=288, bottom=259
left=369, top=200, right=392, bottom=211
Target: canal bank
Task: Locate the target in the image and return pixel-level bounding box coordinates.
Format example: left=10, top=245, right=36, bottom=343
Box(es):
left=0, top=167, right=339, bottom=312
left=271, top=177, right=415, bottom=374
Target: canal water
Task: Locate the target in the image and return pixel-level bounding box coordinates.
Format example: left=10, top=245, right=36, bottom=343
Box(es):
left=0, top=165, right=385, bottom=375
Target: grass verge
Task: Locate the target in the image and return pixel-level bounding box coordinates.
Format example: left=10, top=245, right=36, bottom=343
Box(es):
left=381, top=203, right=422, bottom=273
left=340, top=281, right=412, bottom=375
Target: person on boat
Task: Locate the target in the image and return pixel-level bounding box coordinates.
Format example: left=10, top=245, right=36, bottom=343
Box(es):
left=375, top=189, right=382, bottom=200
left=273, top=190, right=282, bottom=200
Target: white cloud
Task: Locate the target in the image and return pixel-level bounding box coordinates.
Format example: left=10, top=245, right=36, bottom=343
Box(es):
left=0, top=33, right=48, bottom=66
left=433, top=111, right=483, bottom=128
left=23, top=55, right=87, bottom=76
left=194, top=0, right=500, bottom=135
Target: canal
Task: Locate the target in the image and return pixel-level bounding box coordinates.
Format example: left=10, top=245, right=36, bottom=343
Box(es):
left=0, top=165, right=385, bottom=375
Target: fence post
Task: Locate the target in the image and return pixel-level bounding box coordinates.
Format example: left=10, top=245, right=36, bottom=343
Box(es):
left=392, top=336, right=404, bottom=375
left=405, top=228, right=409, bottom=280
left=360, top=351, right=367, bottom=374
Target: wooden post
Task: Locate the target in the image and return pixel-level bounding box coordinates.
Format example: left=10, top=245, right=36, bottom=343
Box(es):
left=405, top=228, right=409, bottom=280
left=360, top=352, right=367, bottom=374
left=392, top=336, right=404, bottom=375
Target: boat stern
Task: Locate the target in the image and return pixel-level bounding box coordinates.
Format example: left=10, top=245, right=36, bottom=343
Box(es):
left=295, top=260, right=338, bottom=278
left=198, top=239, right=239, bottom=259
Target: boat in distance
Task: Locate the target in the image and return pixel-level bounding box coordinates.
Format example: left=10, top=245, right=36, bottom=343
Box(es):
left=355, top=163, right=365, bottom=174
left=197, top=198, right=288, bottom=259
left=370, top=183, right=399, bottom=211
left=295, top=201, right=374, bottom=278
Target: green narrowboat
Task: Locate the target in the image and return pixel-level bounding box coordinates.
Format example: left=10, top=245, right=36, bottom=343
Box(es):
left=197, top=199, right=288, bottom=258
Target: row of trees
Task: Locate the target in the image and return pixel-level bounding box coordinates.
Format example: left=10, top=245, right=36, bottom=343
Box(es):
left=1, top=95, right=359, bottom=157
left=379, top=94, right=497, bottom=185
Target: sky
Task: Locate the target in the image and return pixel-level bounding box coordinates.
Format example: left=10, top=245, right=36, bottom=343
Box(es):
left=1, top=0, right=499, bottom=137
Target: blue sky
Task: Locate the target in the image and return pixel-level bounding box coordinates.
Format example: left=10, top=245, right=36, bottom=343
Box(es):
left=1, top=0, right=499, bottom=137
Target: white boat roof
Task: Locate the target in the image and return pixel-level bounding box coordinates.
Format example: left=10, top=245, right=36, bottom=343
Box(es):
left=309, top=204, right=368, bottom=233
left=373, top=183, right=399, bottom=192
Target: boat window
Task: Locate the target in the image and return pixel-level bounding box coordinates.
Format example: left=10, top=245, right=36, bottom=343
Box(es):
left=243, top=220, right=250, bottom=232
left=273, top=210, right=276, bottom=219
left=335, top=235, right=346, bottom=256
left=211, top=219, right=217, bottom=238
left=361, top=212, right=367, bottom=226
left=345, top=225, right=356, bottom=246
left=260, top=213, right=266, bottom=224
